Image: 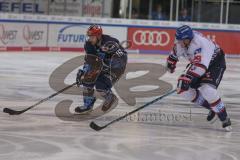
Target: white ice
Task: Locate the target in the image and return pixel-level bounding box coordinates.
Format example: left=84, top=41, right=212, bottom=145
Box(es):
left=0, top=52, right=239, bottom=160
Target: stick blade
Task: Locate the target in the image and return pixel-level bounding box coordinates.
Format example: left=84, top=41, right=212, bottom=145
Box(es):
left=89, top=122, right=105, bottom=131
left=3, top=108, right=22, bottom=115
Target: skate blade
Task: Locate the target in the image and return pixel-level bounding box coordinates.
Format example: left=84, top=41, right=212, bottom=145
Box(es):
left=75, top=109, right=93, bottom=115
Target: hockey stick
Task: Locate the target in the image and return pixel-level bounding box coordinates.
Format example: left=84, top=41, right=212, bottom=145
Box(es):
left=3, top=82, right=77, bottom=115
left=2, top=41, right=131, bottom=116
left=90, top=89, right=176, bottom=131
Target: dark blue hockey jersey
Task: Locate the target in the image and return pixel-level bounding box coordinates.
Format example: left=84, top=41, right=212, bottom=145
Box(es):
left=84, top=34, right=127, bottom=67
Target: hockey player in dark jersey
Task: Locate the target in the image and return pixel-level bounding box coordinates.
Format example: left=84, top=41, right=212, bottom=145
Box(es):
left=75, top=24, right=127, bottom=114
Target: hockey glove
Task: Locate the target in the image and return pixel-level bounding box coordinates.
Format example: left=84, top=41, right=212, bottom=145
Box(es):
left=166, top=54, right=178, bottom=73
left=76, top=64, right=91, bottom=87
left=177, top=74, right=192, bottom=94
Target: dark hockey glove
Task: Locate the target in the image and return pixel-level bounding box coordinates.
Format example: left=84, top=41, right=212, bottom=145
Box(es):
left=166, top=54, right=178, bottom=73
left=177, top=74, right=192, bottom=94
left=76, top=64, right=91, bottom=87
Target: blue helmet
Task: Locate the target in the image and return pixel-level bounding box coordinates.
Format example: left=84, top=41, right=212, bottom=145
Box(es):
left=175, top=25, right=193, bottom=40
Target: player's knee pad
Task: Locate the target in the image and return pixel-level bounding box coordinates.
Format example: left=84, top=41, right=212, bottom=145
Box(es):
left=198, top=84, right=220, bottom=104
left=83, top=86, right=94, bottom=97
left=96, top=75, right=112, bottom=89
left=97, top=89, right=111, bottom=98
left=179, top=88, right=197, bottom=101
left=192, top=90, right=210, bottom=109
left=96, top=89, right=116, bottom=102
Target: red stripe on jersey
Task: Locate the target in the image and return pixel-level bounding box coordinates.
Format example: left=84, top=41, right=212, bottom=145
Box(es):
left=210, top=98, right=221, bottom=107
left=188, top=70, right=201, bottom=77
left=194, top=63, right=207, bottom=71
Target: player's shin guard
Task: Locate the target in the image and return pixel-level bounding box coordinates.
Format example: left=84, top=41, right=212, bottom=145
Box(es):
left=206, top=110, right=216, bottom=122
left=98, top=90, right=118, bottom=112
left=210, top=99, right=227, bottom=121
left=210, top=99, right=231, bottom=131
left=75, top=96, right=96, bottom=113
left=192, top=90, right=216, bottom=121
left=75, top=87, right=96, bottom=114
left=192, top=90, right=210, bottom=109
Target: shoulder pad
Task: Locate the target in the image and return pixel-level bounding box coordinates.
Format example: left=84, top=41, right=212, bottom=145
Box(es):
left=101, top=41, right=120, bottom=53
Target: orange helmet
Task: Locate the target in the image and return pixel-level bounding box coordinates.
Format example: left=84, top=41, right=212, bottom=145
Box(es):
left=87, top=24, right=103, bottom=37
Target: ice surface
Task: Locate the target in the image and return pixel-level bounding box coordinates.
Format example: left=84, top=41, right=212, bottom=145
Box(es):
left=0, top=52, right=239, bottom=160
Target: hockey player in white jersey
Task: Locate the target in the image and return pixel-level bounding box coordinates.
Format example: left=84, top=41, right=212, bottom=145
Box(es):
left=166, top=25, right=232, bottom=131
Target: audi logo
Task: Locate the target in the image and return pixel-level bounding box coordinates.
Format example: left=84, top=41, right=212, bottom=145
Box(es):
left=133, top=30, right=170, bottom=46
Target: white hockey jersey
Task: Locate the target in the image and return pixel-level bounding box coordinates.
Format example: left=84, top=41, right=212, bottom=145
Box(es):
left=171, top=31, right=220, bottom=69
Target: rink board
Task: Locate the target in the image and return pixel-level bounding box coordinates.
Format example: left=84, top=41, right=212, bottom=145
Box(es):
left=0, top=13, right=240, bottom=56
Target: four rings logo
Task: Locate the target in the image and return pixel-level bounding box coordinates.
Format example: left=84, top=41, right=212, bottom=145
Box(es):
left=133, top=30, right=170, bottom=46
left=23, top=25, right=44, bottom=44
left=0, top=24, right=18, bottom=45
